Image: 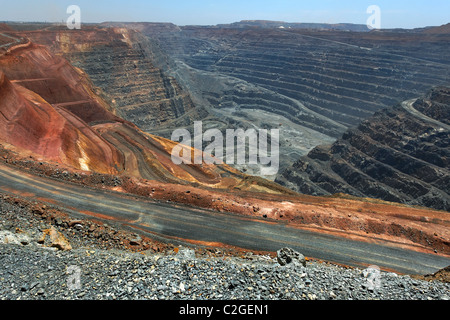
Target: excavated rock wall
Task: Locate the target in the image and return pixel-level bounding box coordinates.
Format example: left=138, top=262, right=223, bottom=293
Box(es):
left=18, top=26, right=200, bottom=133
left=276, top=87, right=450, bottom=211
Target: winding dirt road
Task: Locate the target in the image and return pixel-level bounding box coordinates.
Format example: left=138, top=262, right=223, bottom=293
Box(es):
left=0, top=163, right=449, bottom=275
left=402, top=98, right=450, bottom=130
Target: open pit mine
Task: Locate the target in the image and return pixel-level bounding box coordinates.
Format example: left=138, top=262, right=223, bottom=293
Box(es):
left=0, top=22, right=449, bottom=278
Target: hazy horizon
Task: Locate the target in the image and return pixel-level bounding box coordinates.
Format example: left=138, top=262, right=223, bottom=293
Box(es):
left=2, top=18, right=449, bottom=29
left=0, top=0, right=449, bottom=30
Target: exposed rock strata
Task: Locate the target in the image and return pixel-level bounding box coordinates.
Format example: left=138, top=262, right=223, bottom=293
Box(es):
left=107, top=23, right=450, bottom=177
left=276, top=87, right=450, bottom=211
left=0, top=43, right=124, bottom=174
left=0, top=35, right=290, bottom=192
left=16, top=26, right=201, bottom=133
left=139, top=24, right=450, bottom=134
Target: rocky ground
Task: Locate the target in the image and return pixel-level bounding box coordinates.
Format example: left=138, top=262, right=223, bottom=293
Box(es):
left=1, top=193, right=449, bottom=301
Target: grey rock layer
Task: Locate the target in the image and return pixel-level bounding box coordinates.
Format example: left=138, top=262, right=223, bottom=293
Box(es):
left=276, top=87, right=450, bottom=211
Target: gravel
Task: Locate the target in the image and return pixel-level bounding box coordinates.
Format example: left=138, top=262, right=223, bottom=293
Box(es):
left=1, top=194, right=449, bottom=301
left=1, top=244, right=449, bottom=301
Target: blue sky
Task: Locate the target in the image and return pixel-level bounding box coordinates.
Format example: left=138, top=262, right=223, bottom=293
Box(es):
left=0, top=0, right=449, bottom=29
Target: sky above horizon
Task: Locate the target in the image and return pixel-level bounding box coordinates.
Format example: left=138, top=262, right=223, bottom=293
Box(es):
left=0, top=0, right=449, bottom=29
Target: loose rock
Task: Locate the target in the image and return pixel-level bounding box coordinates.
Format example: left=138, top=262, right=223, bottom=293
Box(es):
left=277, top=247, right=306, bottom=267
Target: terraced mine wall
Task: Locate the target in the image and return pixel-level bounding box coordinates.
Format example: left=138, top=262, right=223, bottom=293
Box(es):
left=16, top=26, right=202, bottom=133
left=0, top=33, right=287, bottom=192
left=12, top=24, right=450, bottom=181
left=133, top=24, right=450, bottom=178
left=276, top=87, right=450, bottom=211
left=143, top=26, right=450, bottom=134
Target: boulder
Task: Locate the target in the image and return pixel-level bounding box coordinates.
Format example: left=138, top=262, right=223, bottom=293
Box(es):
left=277, top=247, right=306, bottom=267
left=39, top=226, right=72, bottom=251
left=0, top=230, right=31, bottom=246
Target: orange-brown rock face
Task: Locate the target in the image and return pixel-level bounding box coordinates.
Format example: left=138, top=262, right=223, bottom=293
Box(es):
left=0, top=40, right=124, bottom=174
left=0, top=36, right=288, bottom=192
left=0, top=66, right=122, bottom=175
